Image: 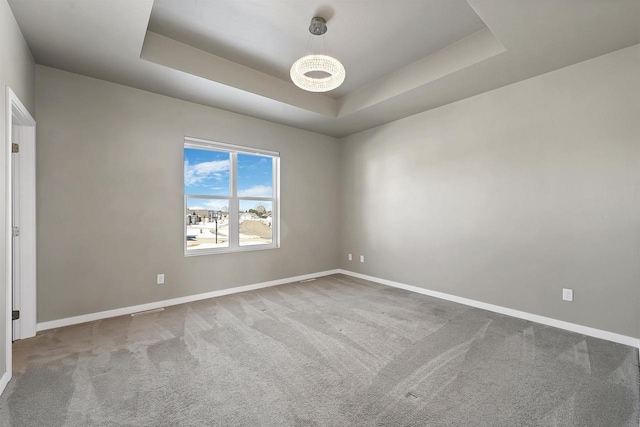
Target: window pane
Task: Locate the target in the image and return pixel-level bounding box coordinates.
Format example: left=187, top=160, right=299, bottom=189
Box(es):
left=184, top=148, right=230, bottom=196
left=239, top=200, right=273, bottom=246
left=186, top=198, right=229, bottom=250
left=237, top=154, right=273, bottom=198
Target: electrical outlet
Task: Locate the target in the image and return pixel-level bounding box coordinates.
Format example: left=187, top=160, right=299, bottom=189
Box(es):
left=562, top=288, right=573, bottom=302
left=360, top=255, right=365, bottom=263
left=348, top=254, right=352, bottom=261
left=157, top=274, right=165, bottom=285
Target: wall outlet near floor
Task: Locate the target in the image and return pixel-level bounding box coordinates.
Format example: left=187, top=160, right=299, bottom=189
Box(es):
left=348, top=254, right=352, bottom=261
left=157, top=274, right=165, bottom=285
left=562, top=288, right=573, bottom=302
left=360, top=255, right=365, bottom=263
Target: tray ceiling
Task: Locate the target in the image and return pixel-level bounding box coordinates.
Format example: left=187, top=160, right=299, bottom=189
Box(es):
left=8, top=0, right=640, bottom=137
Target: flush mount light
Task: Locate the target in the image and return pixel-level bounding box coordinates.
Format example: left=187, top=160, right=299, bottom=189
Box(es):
left=290, top=17, right=345, bottom=93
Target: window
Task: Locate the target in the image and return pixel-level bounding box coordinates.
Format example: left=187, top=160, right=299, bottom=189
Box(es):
left=184, top=137, right=279, bottom=255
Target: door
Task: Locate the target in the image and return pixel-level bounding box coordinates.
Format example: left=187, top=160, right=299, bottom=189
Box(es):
left=11, top=137, right=20, bottom=341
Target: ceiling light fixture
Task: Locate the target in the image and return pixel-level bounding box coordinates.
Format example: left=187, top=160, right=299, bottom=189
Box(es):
left=290, top=17, right=345, bottom=93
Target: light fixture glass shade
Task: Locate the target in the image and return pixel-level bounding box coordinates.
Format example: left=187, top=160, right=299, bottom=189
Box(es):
left=290, top=54, right=346, bottom=93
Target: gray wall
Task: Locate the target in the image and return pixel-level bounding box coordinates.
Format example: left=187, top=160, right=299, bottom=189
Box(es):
left=35, top=66, right=340, bottom=322
left=339, top=45, right=640, bottom=338
left=0, top=0, right=35, bottom=375
left=34, top=44, right=640, bottom=339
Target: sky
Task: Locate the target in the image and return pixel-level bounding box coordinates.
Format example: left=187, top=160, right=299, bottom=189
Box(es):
left=185, top=148, right=273, bottom=212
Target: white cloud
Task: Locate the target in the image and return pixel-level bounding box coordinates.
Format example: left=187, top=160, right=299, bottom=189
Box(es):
left=237, top=185, right=273, bottom=197
left=184, top=159, right=230, bottom=186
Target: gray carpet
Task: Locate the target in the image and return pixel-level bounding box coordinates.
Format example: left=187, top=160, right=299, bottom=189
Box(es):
left=0, top=274, right=637, bottom=426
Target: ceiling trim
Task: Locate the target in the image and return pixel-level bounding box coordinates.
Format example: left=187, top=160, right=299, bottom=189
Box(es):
left=141, top=27, right=507, bottom=121
left=141, top=31, right=338, bottom=118
left=338, top=28, right=506, bottom=118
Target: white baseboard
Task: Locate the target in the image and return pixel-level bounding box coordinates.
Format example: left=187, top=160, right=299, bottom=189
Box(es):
left=35, top=268, right=640, bottom=349
left=37, top=269, right=341, bottom=332
left=0, top=371, right=11, bottom=395
left=338, top=269, right=640, bottom=349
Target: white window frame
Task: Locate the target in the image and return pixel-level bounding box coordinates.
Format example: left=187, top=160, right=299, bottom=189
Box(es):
left=184, top=137, right=280, bottom=256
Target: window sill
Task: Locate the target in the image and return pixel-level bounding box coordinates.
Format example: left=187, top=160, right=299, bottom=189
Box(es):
left=184, top=244, right=279, bottom=257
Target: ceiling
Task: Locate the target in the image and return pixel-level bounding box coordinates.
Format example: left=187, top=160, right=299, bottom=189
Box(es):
left=8, top=0, right=640, bottom=138
left=148, top=0, right=486, bottom=99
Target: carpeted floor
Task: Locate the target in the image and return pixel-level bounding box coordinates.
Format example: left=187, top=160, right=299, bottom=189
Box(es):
left=0, top=274, right=638, bottom=426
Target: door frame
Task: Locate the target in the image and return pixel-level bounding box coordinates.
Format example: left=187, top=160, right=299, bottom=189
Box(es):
left=4, top=87, right=36, bottom=388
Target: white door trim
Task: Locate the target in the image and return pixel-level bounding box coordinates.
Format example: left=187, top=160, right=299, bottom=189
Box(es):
left=4, top=87, right=36, bottom=393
